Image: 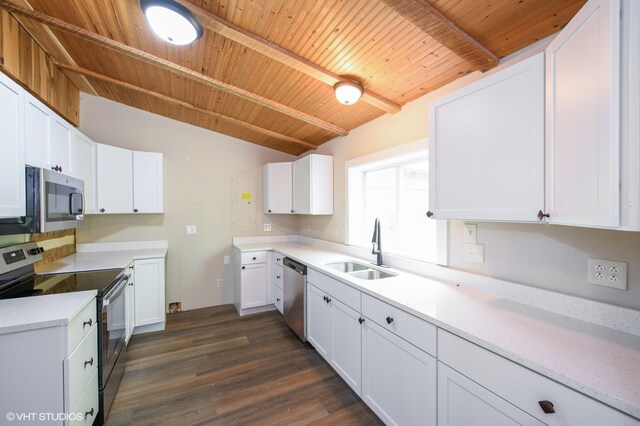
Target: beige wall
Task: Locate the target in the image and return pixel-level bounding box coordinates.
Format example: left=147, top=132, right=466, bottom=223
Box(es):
left=300, top=42, right=640, bottom=310
left=77, top=94, right=298, bottom=311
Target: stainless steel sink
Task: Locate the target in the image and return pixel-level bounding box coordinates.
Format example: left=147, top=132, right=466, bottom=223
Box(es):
left=325, top=261, right=370, bottom=273
left=349, top=269, right=397, bottom=280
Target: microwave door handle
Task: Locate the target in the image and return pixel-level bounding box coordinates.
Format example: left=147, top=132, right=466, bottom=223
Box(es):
left=69, top=192, right=84, bottom=215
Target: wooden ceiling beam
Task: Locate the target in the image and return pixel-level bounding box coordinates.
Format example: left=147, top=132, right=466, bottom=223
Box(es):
left=9, top=0, right=98, bottom=95
left=379, top=0, right=499, bottom=71
left=53, top=61, right=318, bottom=150
left=0, top=0, right=349, bottom=136
left=175, top=0, right=401, bottom=114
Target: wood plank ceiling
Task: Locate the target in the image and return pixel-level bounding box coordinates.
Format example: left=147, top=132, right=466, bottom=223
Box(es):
left=0, top=0, right=586, bottom=155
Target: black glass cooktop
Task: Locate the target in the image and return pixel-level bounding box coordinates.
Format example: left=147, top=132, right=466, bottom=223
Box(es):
left=0, top=268, right=124, bottom=300
left=35, top=269, right=123, bottom=296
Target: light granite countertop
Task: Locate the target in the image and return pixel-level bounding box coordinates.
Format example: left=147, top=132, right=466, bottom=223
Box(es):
left=234, top=241, right=640, bottom=420
left=0, top=291, right=96, bottom=335
left=37, top=248, right=167, bottom=274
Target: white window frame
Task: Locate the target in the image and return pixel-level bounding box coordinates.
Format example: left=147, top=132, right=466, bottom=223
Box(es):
left=345, top=139, right=448, bottom=265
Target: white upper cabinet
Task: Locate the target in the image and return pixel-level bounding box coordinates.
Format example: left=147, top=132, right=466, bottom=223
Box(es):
left=96, top=144, right=164, bottom=214
left=292, top=154, right=333, bottom=215
left=96, top=143, right=134, bottom=214
left=545, top=0, right=621, bottom=228
left=51, top=116, right=73, bottom=175
left=73, top=131, right=98, bottom=214
left=263, top=154, right=333, bottom=215
left=24, top=93, right=52, bottom=170
left=263, top=162, right=292, bottom=214
left=0, top=71, right=26, bottom=218
left=428, top=52, right=544, bottom=222
left=133, top=151, right=164, bottom=213
left=24, top=93, right=73, bottom=175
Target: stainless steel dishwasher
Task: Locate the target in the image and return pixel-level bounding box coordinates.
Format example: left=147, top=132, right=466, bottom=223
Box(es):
left=283, top=257, right=307, bottom=341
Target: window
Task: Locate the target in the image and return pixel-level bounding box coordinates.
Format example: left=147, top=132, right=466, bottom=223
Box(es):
left=347, top=142, right=446, bottom=264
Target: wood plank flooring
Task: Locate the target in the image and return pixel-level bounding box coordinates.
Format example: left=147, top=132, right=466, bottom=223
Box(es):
left=106, top=305, right=384, bottom=425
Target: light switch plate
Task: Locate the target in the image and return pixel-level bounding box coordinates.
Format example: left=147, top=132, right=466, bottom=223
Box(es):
left=588, top=258, right=627, bottom=290
left=186, top=225, right=197, bottom=235
left=464, top=223, right=477, bottom=243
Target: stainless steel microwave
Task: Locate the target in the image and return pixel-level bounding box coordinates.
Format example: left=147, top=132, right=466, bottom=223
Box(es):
left=0, top=166, right=84, bottom=235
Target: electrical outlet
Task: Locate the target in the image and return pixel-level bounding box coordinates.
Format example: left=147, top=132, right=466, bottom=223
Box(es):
left=332, top=227, right=338, bottom=238
left=264, top=223, right=272, bottom=231
left=588, top=258, right=627, bottom=290
left=307, top=223, right=312, bottom=233
left=217, top=279, right=224, bottom=288
left=223, top=256, right=230, bottom=265
left=464, top=243, right=484, bottom=263
left=464, top=223, right=477, bottom=243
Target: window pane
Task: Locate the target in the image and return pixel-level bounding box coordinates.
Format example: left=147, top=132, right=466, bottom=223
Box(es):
left=364, top=168, right=397, bottom=247
left=347, top=149, right=444, bottom=264
left=397, top=162, right=429, bottom=254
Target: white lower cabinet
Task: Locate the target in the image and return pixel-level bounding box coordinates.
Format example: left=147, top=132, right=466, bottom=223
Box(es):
left=124, top=263, right=135, bottom=343
left=306, top=269, right=435, bottom=422
left=133, top=257, right=166, bottom=332
left=307, top=282, right=362, bottom=394
left=330, top=298, right=362, bottom=395
left=233, top=249, right=272, bottom=316
left=307, top=283, right=332, bottom=360
left=0, top=298, right=98, bottom=425
left=438, top=329, right=639, bottom=426
left=438, top=362, right=542, bottom=426
left=362, top=319, right=437, bottom=426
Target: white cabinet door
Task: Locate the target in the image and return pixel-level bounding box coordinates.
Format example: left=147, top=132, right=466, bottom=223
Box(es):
left=73, top=131, right=97, bottom=214
left=134, top=258, right=165, bottom=327
left=96, top=143, right=133, bottom=214
left=292, top=154, right=333, bottom=215
left=306, top=283, right=331, bottom=361
left=240, top=263, right=267, bottom=309
left=51, top=115, right=73, bottom=176
left=24, top=93, right=52, bottom=169
left=428, top=53, right=544, bottom=222
left=330, top=298, right=362, bottom=395
left=125, top=265, right=135, bottom=344
left=133, top=151, right=164, bottom=213
left=438, top=362, right=543, bottom=426
left=362, top=319, right=437, bottom=426
left=263, top=162, right=292, bottom=214
left=0, top=71, right=25, bottom=218
left=545, top=0, right=621, bottom=227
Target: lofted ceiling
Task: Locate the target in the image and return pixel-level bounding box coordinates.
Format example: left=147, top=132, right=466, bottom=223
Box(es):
left=1, top=0, right=586, bottom=155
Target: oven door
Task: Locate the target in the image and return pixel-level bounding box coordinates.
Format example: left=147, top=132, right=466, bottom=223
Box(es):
left=101, top=274, right=128, bottom=387
left=40, top=168, right=84, bottom=232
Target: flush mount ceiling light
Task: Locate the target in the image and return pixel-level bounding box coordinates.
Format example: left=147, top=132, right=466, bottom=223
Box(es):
left=141, top=0, right=203, bottom=45
left=334, top=80, right=364, bottom=105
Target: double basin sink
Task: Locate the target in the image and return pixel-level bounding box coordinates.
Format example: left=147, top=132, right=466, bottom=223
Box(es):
left=325, top=261, right=397, bottom=280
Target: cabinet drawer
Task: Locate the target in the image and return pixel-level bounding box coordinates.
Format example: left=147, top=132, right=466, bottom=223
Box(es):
left=274, top=264, right=284, bottom=290
left=273, top=252, right=284, bottom=267
left=68, top=299, right=97, bottom=353
left=66, top=324, right=98, bottom=411
left=362, top=293, right=436, bottom=356
left=307, top=268, right=360, bottom=311
left=438, top=330, right=638, bottom=425
left=274, top=285, right=283, bottom=314
left=241, top=251, right=266, bottom=264
left=70, top=368, right=98, bottom=426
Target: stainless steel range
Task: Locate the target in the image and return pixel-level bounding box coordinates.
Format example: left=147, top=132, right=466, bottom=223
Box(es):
left=0, top=242, right=128, bottom=425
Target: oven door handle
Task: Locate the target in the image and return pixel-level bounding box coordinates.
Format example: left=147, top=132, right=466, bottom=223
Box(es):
left=102, top=275, right=129, bottom=305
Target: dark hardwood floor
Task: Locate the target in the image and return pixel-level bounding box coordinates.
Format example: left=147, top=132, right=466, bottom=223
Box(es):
left=106, top=305, right=384, bottom=425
